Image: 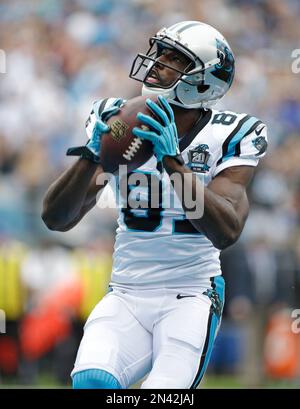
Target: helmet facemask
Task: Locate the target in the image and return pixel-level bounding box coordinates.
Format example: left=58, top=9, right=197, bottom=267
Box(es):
left=129, top=35, right=220, bottom=89
left=129, top=36, right=197, bottom=89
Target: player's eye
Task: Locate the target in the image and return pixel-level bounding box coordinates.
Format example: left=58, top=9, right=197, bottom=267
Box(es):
left=169, top=52, right=187, bottom=64
left=172, top=55, right=182, bottom=63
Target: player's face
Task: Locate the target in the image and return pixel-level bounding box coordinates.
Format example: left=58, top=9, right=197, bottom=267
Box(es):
left=146, top=48, right=192, bottom=88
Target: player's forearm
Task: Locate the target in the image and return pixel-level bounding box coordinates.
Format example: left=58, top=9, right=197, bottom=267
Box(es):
left=42, top=158, right=100, bottom=231
left=163, top=157, right=241, bottom=249
left=197, top=184, right=242, bottom=249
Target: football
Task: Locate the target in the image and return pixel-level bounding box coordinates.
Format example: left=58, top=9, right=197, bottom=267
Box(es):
left=100, top=95, right=157, bottom=174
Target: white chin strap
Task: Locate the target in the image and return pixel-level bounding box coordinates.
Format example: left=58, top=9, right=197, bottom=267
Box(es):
left=142, top=83, right=176, bottom=101
left=142, top=83, right=218, bottom=109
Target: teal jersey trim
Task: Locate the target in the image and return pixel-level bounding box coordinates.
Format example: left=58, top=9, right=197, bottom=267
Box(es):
left=222, top=116, right=259, bottom=162
left=191, top=275, right=225, bottom=389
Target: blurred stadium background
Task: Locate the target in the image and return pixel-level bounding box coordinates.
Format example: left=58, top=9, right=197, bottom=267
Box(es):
left=0, top=0, right=300, bottom=388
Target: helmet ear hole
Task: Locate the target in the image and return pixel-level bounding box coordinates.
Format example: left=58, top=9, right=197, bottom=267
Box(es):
left=217, top=50, right=225, bottom=66
left=197, top=85, right=210, bottom=93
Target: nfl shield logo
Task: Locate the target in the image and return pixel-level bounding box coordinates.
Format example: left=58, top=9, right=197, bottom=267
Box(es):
left=111, top=119, right=129, bottom=142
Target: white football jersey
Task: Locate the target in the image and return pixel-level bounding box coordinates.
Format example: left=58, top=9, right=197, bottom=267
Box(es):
left=86, top=98, right=268, bottom=289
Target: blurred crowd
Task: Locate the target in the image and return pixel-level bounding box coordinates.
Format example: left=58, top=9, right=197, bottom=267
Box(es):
left=0, top=0, right=300, bottom=387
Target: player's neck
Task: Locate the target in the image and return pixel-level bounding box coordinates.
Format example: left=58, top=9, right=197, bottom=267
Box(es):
left=173, top=106, right=205, bottom=138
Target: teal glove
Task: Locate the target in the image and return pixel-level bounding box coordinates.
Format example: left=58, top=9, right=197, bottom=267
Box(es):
left=132, top=95, right=183, bottom=164
left=67, top=98, right=125, bottom=164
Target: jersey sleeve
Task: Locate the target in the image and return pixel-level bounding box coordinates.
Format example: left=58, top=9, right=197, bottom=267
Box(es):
left=212, top=117, right=268, bottom=178
left=85, top=97, right=123, bottom=139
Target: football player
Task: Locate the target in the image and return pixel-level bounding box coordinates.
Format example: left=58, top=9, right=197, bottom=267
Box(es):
left=42, top=21, right=268, bottom=389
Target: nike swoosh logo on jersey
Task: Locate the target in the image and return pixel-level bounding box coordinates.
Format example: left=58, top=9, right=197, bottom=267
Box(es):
left=255, top=126, right=265, bottom=136
left=176, top=294, right=196, bottom=299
